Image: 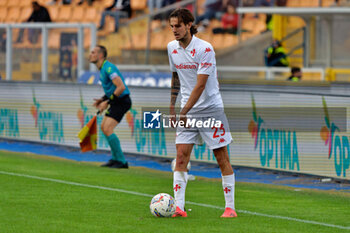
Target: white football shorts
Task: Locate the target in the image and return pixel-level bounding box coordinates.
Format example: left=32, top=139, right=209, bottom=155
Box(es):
left=175, top=112, right=233, bottom=150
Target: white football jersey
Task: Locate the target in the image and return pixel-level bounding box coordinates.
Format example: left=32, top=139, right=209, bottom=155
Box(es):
left=167, top=35, right=223, bottom=113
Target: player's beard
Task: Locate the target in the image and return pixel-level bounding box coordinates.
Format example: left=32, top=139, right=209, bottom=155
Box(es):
left=178, top=29, right=190, bottom=44
left=89, top=58, right=97, bottom=64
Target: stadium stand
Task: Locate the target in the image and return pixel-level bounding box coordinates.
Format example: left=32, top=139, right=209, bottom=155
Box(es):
left=3, top=0, right=345, bottom=81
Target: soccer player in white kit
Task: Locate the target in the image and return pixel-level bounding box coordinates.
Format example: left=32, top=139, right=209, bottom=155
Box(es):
left=167, top=8, right=237, bottom=218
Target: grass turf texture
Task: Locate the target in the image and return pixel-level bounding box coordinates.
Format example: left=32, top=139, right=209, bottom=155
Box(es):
left=0, top=151, right=349, bottom=233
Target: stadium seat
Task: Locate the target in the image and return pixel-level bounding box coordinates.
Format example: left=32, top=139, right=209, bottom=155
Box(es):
left=101, top=16, right=115, bottom=33
left=130, top=33, right=147, bottom=49
left=130, top=0, right=147, bottom=11
left=70, top=5, right=85, bottom=22
left=84, top=29, right=92, bottom=48
left=100, top=0, right=114, bottom=8
left=300, top=0, right=318, bottom=7
left=150, top=31, right=166, bottom=50
left=6, top=0, right=19, bottom=7
left=83, top=6, right=98, bottom=23
left=253, top=18, right=266, bottom=34
left=210, top=34, right=226, bottom=50
left=242, top=17, right=254, bottom=33
left=47, top=6, right=59, bottom=22
left=223, top=34, right=238, bottom=48
left=6, top=7, right=21, bottom=23
left=57, top=5, right=72, bottom=22
left=0, top=0, right=7, bottom=7
left=322, top=0, right=336, bottom=6
left=20, top=7, right=32, bottom=22
left=287, top=0, right=301, bottom=7
left=0, top=7, right=7, bottom=23
left=19, top=0, right=32, bottom=7
left=196, top=32, right=212, bottom=44
left=48, top=29, right=61, bottom=49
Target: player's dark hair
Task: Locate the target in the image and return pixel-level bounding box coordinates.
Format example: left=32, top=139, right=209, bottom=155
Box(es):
left=291, top=67, right=301, bottom=74
left=169, top=8, right=198, bottom=35
left=97, top=45, right=107, bottom=59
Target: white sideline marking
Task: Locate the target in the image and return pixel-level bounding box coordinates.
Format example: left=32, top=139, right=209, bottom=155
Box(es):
left=1, top=170, right=349, bottom=230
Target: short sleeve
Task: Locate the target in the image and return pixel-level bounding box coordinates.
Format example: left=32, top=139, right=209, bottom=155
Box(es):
left=167, top=44, right=176, bottom=72
left=197, top=46, right=215, bottom=75
left=106, top=65, right=119, bottom=80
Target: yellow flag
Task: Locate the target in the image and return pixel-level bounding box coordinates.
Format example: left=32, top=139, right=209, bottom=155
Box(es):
left=77, top=116, right=97, bottom=152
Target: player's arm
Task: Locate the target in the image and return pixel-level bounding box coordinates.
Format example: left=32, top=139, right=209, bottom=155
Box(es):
left=180, top=74, right=208, bottom=116
left=111, top=76, right=126, bottom=97
left=170, top=72, right=180, bottom=124
left=170, top=72, right=180, bottom=107
left=96, top=76, right=125, bottom=112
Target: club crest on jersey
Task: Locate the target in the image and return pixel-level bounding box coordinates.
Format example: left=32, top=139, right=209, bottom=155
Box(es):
left=172, top=49, right=178, bottom=54
left=190, top=49, right=196, bottom=57
left=205, top=47, right=212, bottom=53
left=175, top=62, right=198, bottom=70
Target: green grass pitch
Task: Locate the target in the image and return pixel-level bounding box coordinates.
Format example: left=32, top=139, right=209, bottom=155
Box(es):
left=0, top=151, right=349, bottom=233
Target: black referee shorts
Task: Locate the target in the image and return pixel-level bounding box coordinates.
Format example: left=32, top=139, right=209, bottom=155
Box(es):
left=105, top=95, right=132, bottom=123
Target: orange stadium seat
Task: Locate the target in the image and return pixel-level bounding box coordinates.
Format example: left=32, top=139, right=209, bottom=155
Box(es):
left=131, top=33, right=147, bottom=49
left=100, top=0, right=114, bottom=8
left=70, top=6, right=85, bottom=22
left=6, top=7, right=20, bottom=22
left=222, top=34, right=238, bottom=48
left=84, top=29, right=92, bottom=48
left=40, top=0, right=55, bottom=5
left=0, top=0, right=7, bottom=7
left=7, top=0, right=19, bottom=7
left=210, top=34, right=225, bottom=50
left=322, top=0, right=335, bottom=6
left=83, top=6, right=97, bottom=22
left=20, top=7, right=32, bottom=22
left=0, top=7, right=7, bottom=22
left=300, top=0, right=318, bottom=7
left=19, top=0, right=32, bottom=7
left=47, top=6, right=59, bottom=22
left=57, top=5, right=72, bottom=22
left=131, top=0, right=147, bottom=11
left=150, top=31, right=166, bottom=50
left=103, top=16, right=116, bottom=33
left=287, top=0, right=301, bottom=7
left=48, top=29, right=61, bottom=49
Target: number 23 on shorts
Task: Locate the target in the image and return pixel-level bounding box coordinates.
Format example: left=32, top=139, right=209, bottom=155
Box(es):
left=212, top=124, right=225, bottom=138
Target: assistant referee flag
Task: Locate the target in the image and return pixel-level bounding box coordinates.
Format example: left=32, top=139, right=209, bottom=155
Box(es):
left=77, top=116, right=97, bottom=152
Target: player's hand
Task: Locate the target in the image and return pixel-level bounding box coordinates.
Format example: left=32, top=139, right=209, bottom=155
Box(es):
left=98, top=100, right=109, bottom=113
left=93, top=98, right=103, bottom=108
left=179, top=112, right=188, bottom=128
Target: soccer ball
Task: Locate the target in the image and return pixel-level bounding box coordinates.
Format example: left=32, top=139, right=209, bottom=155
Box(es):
left=150, top=193, right=176, bottom=217
left=171, top=158, right=191, bottom=172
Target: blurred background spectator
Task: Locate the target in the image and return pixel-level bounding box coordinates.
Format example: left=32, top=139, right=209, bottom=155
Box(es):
left=195, top=0, right=222, bottom=31
left=212, top=4, right=238, bottom=35
left=16, top=1, right=52, bottom=44
left=287, top=67, right=302, bottom=82
left=265, top=39, right=289, bottom=67
left=98, top=0, right=132, bottom=32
